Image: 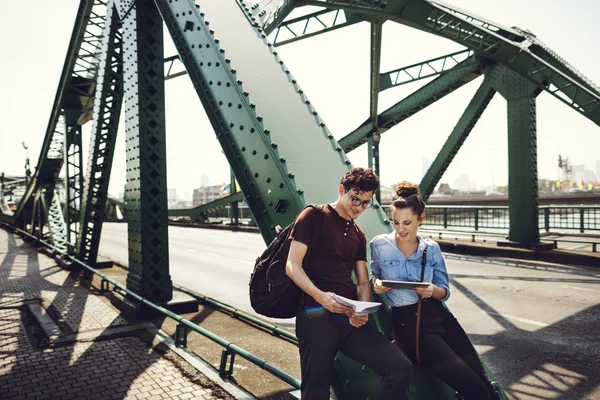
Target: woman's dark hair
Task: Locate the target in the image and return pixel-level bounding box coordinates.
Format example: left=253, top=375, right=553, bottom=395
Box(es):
left=392, top=181, right=425, bottom=215
left=341, top=167, right=379, bottom=193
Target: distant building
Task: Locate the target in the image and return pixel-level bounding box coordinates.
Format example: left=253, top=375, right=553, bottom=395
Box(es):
left=453, top=174, right=476, bottom=191
left=572, top=164, right=596, bottom=184
left=167, top=188, right=178, bottom=205
left=379, top=185, right=395, bottom=204
left=437, top=183, right=452, bottom=194
left=193, top=184, right=225, bottom=206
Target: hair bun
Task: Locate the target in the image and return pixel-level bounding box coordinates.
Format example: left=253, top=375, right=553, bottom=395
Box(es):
left=395, top=181, right=420, bottom=198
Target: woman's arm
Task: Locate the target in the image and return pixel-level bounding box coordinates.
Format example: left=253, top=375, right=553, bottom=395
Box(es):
left=369, top=241, right=391, bottom=295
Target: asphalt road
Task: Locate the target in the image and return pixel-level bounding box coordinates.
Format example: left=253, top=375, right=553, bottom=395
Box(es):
left=99, top=223, right=600, bottom=399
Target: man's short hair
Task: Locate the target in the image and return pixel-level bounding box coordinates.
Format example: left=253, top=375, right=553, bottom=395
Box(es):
left=341, top=167, right=379, bottom=193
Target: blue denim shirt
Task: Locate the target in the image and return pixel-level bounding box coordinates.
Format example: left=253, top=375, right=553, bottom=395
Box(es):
left=370, top=233, right=451, bottom=307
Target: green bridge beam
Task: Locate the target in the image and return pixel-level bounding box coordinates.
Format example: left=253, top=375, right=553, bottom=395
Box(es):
left=380, top=49, right=475, bottom=91
left=340, top=56, right=484, bottom=152
left=420, top=78, right=496, bottom=200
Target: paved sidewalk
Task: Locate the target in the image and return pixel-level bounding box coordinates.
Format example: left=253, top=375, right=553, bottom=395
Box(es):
left=0, top=228, right=249, bottom=400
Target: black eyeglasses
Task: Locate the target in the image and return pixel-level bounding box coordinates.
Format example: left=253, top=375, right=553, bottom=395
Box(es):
left=346, top=191, right=373, bottom=209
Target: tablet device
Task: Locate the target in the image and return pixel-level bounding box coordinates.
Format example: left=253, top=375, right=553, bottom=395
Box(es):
left=381, top=280, right=431, bottom=290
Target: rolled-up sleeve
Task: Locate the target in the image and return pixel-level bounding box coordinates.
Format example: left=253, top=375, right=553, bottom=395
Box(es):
left=431, top=243, right=451, bottom=302
left=369, top=241, right=382, bottom=280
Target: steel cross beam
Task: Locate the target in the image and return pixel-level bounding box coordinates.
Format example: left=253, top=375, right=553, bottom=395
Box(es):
left=380, top=49, right=474, bottom=91
left=258, top=0, right=299, bottom=35
left=14, top=0, right=108, bottom=223
left=420, top=78, right=496, bottom=200
left=164, top=55, right=188, bottom=80
left=340, top=55, right=484, bottom=152
left=168, top=192, right=245, bottom=220
left=77, top=0, right=124, bottom=266
left=271, top=9, right=363, bottom=46
left=402, top=0, right=600, bottom=125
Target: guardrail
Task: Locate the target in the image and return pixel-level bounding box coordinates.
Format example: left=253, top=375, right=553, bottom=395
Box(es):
left=0, top=221, right=300, bottom=389
left=381, top=205, right=600, bottom=233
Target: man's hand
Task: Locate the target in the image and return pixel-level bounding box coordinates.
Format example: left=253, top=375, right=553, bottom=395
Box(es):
left=373, top=278, right=391, bottom=295
left=349, top=314, right=368, bottom=328
left=317, top=292, right=354, bottom=315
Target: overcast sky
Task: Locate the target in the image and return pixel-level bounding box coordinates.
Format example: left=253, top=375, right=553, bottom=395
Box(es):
left=1, top=0, right=599, bottom=199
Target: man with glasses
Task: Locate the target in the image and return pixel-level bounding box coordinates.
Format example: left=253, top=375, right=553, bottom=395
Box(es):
left=286, top=167, right=413, bottom=400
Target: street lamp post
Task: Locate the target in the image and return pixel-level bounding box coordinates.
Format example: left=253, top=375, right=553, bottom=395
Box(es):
left=22, top=142, right=31, bottom=187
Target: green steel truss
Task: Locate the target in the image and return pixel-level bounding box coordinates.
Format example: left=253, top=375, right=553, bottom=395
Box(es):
left=340, top=55, right=485, bottom=152
left=78, top=0, right=124, bottom=265
left=168, top=192, right=244, bottom=220
left=306, top=0, right=600, bottom=125
left=380, top=49, right=475, bottom=91
left=12, top=0, right=108, bottom=238
left=8, top=0, right=600, bottom=397
left=420, top=78, right=496, bottom=200
left=270, top=9, right=364, bottom=46
left=64, top=109, right=84, bottom=252
left=116, top=0, right=173, bottom=303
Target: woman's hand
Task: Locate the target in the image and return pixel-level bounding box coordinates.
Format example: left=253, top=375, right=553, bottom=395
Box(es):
left=373, top=278, right=391, bottom=295
left=413, top=284, right=435, bottom=298
left=349, top=314, right=368, bottom=328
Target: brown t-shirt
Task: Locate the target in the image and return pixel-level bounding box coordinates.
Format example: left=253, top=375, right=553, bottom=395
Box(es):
left=289, top=204, right=367, bottom=308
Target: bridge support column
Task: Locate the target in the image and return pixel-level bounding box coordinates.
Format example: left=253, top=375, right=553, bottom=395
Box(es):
left=493, top=67, right=543, bottom=246
left=118, top=0, right=172, bottom=303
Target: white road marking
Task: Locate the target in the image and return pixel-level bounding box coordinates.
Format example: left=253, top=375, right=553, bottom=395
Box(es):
left=236, top=259, right=253, bottom=264
left=562, top=285, right=600, bottom=293
left=207, top=253, right=222, bottom=258
left=483, top=311, right=549, bottom=327
left=186, top=249, right=197, bottom=253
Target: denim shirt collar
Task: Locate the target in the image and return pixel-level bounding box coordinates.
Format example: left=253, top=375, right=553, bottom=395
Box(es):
left=384, top=232, right=427, bottom=261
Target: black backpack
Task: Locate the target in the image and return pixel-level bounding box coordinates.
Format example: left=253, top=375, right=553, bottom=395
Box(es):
left=249, top=204, right=324, bottom=318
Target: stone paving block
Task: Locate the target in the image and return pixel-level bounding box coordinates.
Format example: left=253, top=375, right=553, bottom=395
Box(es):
left=0, top=230, right=236, bottom=400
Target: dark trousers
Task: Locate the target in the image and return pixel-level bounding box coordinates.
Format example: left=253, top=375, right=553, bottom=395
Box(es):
left=296, top=308, right=413, bottom=400
left=393, top=302, right=495, bottom=400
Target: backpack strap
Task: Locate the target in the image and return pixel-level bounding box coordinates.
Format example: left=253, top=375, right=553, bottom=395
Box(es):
left=415, top=246, right=428, bottom=366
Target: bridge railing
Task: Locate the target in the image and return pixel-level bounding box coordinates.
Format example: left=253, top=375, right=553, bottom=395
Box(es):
left=192, top=204, right=600, bottom=234
left=380, top=205, right=600, bottom=233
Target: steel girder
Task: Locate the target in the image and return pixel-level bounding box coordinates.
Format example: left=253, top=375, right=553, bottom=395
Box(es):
left=155, top=0, right=389, bottom=247
left=312, top=0, right=600, bottom=125
left=155, top=1, right=393, bottom=397
left=78, top=0, right=125, bottom=266
left=115, top=0, right=173, bottom=303
left=420, top=78, right=496, bottom=200
left=256, top=0, right=298, bottom=35
left=167, top=192, right=245, bottom=220
left=340, top=55, right=484, bottom=152
left=380, top=49, right=475, bottom=91
left=43, top=189, right=69, bottom=253
left=271, top=9, right=364, bottom=46
left=64, top=109, right=84, bottom=253
left=487, top=65, right=542, bottom=246
left=14, top=0, right=108, bottom=223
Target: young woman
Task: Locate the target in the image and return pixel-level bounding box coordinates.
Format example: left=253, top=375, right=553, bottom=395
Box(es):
left=370, top=181, right=498, bottom=400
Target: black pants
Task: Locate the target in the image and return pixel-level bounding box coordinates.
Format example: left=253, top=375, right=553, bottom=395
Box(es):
left=392, top=301, right=495, bottom=400
left=296, top=308, right=413, bottom=400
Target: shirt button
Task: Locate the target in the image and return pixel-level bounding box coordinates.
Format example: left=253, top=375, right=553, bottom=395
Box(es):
left=344, top=233, right=347, bottom=236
